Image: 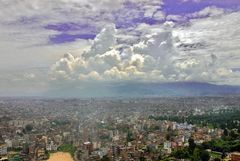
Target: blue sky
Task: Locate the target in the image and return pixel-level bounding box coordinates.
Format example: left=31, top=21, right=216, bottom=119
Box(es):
left=0, top=0, right=240, bottom=96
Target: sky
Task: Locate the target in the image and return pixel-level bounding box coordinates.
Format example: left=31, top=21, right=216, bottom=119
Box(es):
left=0, top=0, right=240, bottom=97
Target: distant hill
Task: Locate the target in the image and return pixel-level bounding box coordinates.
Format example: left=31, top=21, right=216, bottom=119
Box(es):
left=114, top=82, right=240, bottom=97
left=46, top=82, right=240, bottom=98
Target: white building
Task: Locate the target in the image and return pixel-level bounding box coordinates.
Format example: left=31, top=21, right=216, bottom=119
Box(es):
left=4, top=139, right=12, bottom=148
left=164, top=141, right=171, bottom=149
left=46, top=141, right=58, bottom=151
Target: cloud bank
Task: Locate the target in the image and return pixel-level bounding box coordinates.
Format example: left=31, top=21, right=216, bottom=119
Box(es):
left=50, top=17, right=236, bottom=85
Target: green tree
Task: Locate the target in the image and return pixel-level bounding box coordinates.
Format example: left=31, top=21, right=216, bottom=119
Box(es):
left=127, top=130, right=134, bottom=142
left=172, top=148, right=189, bottom=159
left=192, top=148, right=200, bottom=161
left=200, top=150, right=210, bottom=161
left=11, top=155, right=21, bottom=161
left=139, top=156, right=146, bottom=161
left=188, top=138, right=196, bottom=154
left=223, top=128, right=228, bottom=137
left=100, top=155, right=110, bottom=161
left=229, top=130, right=238, bottom=139
left=25, top=124, right=33, bottom=132
left=213, top=158, right=221, bottom=161
left=166, top=133, right=171, bottom=141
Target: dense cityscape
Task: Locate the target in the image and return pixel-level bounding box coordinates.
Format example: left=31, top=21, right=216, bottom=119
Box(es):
left=0, top=96, right=240, bottom=161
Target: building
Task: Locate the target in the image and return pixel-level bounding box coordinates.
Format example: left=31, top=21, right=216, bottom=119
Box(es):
left=4, top=139, right=12, bottom=148
left=163, top=141, right=172, bottom=154
left=83, top=142, right=93, bottom=155
left=0, top=144, right=7, bottom=156
left=163, top=141, right=171, bottom=149
left=231, top=152, right=240, bottom=161
left=36, top=148, right=45, bottom=159
left=46, top=141, right=58, bottom=151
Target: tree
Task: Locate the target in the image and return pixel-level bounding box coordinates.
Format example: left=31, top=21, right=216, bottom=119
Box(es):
left=223, top=128, right=228, bottom=137
left=127, top=130, right=134, bottom=142
left=172, top=148, right=189, bottom=159
left=12, top=155, right=21, bottom=161
left=25, top=124, right=33, bottom=132
left=100, top=155, right=110, bottom=161
left=166, top=133, right=171, bottom=141
left=229, top=130, right=238, bottom=139
left=200, top=150, right=210, bottom=161
left=139, top=156, right=146, bottom=161
left=188, top=138, right=196, bottom=154
left=193, top=148, right=200, bottom=161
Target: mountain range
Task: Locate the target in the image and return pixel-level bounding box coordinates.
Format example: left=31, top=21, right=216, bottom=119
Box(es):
left=46, top=82, right=240, bottom=98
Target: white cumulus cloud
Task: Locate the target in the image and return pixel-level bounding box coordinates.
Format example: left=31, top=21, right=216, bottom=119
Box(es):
left=50, top=19, right=236, bottom=84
